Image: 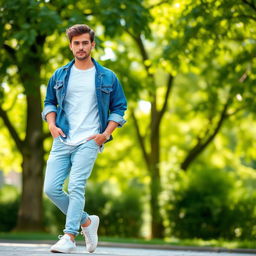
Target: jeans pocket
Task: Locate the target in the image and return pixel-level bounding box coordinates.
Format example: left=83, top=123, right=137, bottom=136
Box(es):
left=92, top=139, right=100, bottom=147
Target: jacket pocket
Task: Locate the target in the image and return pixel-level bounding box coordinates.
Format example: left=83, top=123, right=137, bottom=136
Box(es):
left=54, top=81, right=64, bottom=90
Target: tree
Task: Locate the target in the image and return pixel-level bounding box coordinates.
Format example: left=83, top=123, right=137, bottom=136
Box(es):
left=93, top=0, right=256, bottom=237
left=0, top=0, right=93, bottom=231
left=166, top=0, right=256, bottom=170
left=1, top=0, right=255, bottom=238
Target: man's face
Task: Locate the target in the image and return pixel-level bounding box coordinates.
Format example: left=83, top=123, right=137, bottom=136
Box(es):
left=69, top=33, right=95, bottom=61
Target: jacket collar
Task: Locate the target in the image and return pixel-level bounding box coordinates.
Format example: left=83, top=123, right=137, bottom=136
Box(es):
left=63, top=57, right=104, bottom=75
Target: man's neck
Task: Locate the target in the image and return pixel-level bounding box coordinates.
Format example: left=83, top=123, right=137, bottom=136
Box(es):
left=74, top=57, right=94, bottom=70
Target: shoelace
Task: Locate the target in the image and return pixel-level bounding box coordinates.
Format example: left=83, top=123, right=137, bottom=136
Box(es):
left=58, top=234, right=70, bottom=240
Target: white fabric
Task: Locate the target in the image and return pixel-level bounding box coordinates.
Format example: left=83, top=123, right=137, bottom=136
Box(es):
left=81, top=215, right=99, bottom=253
left=63, top=65, right=100, bottom=145
left=50, top=234, right=76, bottom=253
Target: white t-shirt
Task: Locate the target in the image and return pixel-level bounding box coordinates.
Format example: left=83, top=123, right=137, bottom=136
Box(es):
left=62, top=65, right=100, bottom=145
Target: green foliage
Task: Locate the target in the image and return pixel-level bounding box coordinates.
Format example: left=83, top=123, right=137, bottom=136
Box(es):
left=43, top=197, right=65, bottom=234
left=0, top=200, right=19, bottom=232
left=98, top=0, right=152, bottom=38
left=86, top=181, right=144, bottom=237
left=44, top=182, right=144, bottom=237
left=98, top=188, right=143, bottom=237
left=0, top=186, right=20, bottom=232
left=167, top=167, right=256, bottom=239
left=1, top=0, right=256, bottom=239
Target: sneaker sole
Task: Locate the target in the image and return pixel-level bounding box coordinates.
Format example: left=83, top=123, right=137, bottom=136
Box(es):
left=50, top=248, right=76, bottom=253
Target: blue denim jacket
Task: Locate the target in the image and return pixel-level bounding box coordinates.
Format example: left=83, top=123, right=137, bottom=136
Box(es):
left=41, top=58, right=127, bottom=142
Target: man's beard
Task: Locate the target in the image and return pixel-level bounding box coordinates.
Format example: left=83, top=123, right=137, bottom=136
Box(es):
left=75, top=51, right=90, bottom=61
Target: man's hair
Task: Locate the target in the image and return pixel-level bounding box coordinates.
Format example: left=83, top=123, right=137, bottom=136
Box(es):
left=66, top=24, right=95, bottom=43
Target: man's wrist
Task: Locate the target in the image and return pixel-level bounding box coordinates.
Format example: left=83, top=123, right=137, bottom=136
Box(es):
left=48, top=123, right=56, bottom=130
left=102, top=131, right=111, bottom=140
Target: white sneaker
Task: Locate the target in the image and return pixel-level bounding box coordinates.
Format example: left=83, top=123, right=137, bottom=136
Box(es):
left=50, top=234, right=76, bottom=253
left=81, top=215, right=100, bottom=253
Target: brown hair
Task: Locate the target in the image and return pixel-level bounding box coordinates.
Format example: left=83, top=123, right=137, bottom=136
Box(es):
left=66, top=24, right=95, bottom=42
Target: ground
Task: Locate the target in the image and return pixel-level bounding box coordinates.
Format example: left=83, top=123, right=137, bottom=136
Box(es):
left=0, top=241, right=254, bottom=256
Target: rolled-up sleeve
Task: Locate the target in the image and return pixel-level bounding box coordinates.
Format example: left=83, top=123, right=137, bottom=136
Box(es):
left=42, top=105, right=57, bottom=121
left=108, top=74, right=127, bottom=127
left=108, top=112, right=126, bottom=127
left=41, top=74, right=57, bottom=121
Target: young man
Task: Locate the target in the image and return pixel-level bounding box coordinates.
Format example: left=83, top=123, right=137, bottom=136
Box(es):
left=42, top=24, right=127, bottom=253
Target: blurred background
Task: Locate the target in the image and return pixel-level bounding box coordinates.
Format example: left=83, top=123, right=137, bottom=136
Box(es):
left=0, top=0, right=256, bottom=247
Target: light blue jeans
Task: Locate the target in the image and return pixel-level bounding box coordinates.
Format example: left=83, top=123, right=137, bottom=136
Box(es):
left=43, top=137, right=99, bottom=236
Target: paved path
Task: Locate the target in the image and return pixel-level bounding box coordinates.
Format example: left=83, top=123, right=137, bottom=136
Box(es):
left=0, top=242, right=254, bottom=256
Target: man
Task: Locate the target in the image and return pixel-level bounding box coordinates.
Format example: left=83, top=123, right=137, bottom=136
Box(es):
left=42, top=24, right=127, bottom=253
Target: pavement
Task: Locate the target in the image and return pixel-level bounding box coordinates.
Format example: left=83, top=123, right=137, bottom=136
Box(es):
left=0, top=241, right=255, bottom=256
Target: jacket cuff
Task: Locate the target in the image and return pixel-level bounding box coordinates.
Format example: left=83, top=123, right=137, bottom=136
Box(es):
left=41, top=105, right=57, bottom=121
left=108, top=113, right=126, bottom=127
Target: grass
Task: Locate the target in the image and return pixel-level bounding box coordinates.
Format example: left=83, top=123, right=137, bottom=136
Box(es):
left=0, top=232, right=255, bottom=250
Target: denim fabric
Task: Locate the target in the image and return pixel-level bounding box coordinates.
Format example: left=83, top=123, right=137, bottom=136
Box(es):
left=41, top=58, right=127, bottom=143
left=43, top=138, right=99, bottom=236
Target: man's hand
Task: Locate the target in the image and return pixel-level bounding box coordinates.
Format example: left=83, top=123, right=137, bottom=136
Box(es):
left=87, top=134, right=107, bottom=146
left=49, top=124, right=66, bottom=138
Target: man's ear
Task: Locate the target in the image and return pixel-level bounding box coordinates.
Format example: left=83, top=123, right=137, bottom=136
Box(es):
left=92, top=41, right=96, bottom=49
left=69, top=43, right=72, bottom=51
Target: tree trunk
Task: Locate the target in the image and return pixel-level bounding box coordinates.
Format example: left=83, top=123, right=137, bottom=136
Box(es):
left=15, top=56, right=45, bottom=231
left=149, top=158, right=164, bottom=238
left=17, top=145, right=44, bottom=230
left=149, top=103, right=164, bottom=238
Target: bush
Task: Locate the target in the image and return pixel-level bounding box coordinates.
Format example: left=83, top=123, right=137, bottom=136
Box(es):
left=86, top=181, right=144, bottom=237
left=43, top=197, right=66, bottom=234
left=167, top=168, right=256, bottom=239
left=99, top=188, right=143, bottom=237
left=0, top=200, right=19, bottom=232
left=0, top=185, right=20, bottom=232
left=46, top=181, right=144, bottom=238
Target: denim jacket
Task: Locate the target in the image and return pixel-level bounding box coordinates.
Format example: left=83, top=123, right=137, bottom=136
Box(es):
left=41, top=58, right=127, bottom=142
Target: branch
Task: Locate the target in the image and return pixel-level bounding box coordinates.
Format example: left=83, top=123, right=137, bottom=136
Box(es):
left=180, top=98, right=230, bottom=171
left=136, top=35, right=151, bottom=72
left=239, top=71, right=248, bottom=83
left=226, top=71, right=249, bottom=116
left=124, top=28, right=152, bottom=75
left=149, top=0, right=169, bottom=9
left=180, top=63, right=250, bottom=172
left=236, top=14, right=256, bottom=22
left=202, top=99, right=230, bottom=145
left=84, top=12, right=96, bottom=16
left=131, top=109, right=150, bottom=168
left=124, top=28, right=137, bottom=41
left=0, top=105, right=24, bottom=152
left=3, top=44, right=16, bottom=61
left=157, top=74, right=174, bottom=124
left=242, top=0, right=256, bottom=12
left=227, top=106, right=246, bottom=117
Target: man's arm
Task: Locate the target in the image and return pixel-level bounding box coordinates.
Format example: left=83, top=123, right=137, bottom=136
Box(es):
left=103, top=120, right=118, bottom=139
left=87, top=121, right=119, bottom=145
left=41, top=74, right=58, bottom=121
left=46, top=112, right=66, bottom=138
left=87, top=73, right=127, bottom=146
left=107, top=74, right=127, bottom=127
